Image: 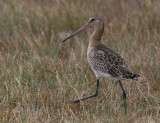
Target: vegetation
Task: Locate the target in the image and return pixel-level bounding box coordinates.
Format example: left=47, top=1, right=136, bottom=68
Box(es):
left=0, top=0, right=160, bottom=122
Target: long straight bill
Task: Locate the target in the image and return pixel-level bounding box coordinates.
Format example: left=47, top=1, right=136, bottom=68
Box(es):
left=62, top=23, right=90, bottom=42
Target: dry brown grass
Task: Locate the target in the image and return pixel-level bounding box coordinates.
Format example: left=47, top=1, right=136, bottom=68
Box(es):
left=0, top=0, right=160, bottom=122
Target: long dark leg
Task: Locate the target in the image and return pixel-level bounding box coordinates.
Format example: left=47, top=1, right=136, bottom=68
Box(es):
left=119, top=80, right=127, bottom=114
left=69, top=79, right=99, bottom=103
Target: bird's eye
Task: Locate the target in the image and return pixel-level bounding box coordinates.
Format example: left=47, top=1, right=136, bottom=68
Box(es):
left=90, top=18, right=95, bottom=22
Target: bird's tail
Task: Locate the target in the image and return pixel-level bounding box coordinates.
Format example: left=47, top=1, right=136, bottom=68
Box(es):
left=129, top=74, right=140, bottom=81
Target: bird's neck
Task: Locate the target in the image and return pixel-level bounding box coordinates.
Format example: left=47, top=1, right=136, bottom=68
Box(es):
left=89, top=24, right=104, bottom=46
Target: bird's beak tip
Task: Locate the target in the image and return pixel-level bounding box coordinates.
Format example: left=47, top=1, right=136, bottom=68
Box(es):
left=61, top=22, right=90, bottom=43
left=61, top=38, right=68, bottom=42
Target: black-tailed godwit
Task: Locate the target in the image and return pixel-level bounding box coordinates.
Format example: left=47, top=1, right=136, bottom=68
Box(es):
left=62, top=15, right=140, bottom=113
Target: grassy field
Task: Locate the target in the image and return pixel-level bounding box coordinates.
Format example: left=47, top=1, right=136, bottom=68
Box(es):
left=0, top=0, right=160, bottom=122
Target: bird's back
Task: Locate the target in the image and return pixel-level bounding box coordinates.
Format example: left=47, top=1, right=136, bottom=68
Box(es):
left=87, top=43, right=139, bottom=80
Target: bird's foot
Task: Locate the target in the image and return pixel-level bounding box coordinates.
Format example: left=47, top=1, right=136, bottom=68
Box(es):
left=69, top=99, right=80, bottom=103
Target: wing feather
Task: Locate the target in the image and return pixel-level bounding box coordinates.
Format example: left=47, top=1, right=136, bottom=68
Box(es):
left=88, top=43, right=133, bottom=79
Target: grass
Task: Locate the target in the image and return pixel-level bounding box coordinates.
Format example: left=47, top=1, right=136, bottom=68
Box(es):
left=0, top=0, right=160, bottom=122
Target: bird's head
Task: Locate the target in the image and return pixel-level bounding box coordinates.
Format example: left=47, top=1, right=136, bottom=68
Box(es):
left=62, top=15, right=103, bottom=42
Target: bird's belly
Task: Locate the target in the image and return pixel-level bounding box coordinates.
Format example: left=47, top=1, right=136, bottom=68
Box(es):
left=92, top=69, right=121, bottom=80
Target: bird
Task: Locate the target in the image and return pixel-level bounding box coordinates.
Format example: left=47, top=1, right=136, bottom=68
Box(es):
left=62, top=15, right=140, bottom=113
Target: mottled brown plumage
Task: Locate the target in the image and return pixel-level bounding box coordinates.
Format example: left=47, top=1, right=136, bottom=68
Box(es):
left=87, top=43, right=138, bottom=80
left=86, top=16, right=139, bottom=81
